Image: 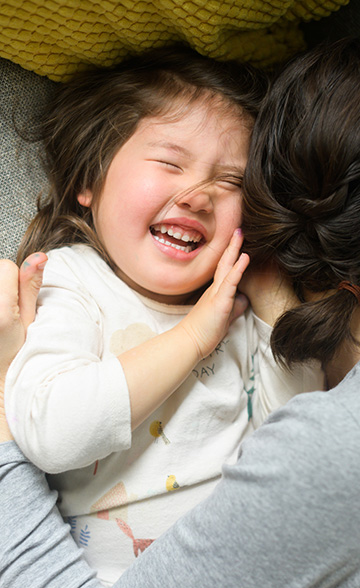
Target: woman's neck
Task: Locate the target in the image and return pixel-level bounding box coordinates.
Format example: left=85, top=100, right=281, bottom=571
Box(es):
left=325, top=343, right=359, bottom=388
left=325, top=307, right=360, bottom=388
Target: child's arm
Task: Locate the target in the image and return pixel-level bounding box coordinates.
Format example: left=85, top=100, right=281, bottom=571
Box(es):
left=5, top=233, right=249, bottom=473
left=120, top=229, right=249, bottom=430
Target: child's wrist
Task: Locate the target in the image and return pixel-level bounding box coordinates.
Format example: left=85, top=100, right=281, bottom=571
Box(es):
left=176, top=322, right=204, bottom=364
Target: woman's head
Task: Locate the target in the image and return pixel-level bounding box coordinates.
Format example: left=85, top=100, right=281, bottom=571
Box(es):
left=18, top=45, right=267, bottom=292
left=242, top=37, right=360, bottom=367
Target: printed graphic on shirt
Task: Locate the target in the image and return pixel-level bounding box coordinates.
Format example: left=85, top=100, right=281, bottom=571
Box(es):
left=166, top=474, right=180, bottom=492
left=110, top=323, right=157, bottom=355
left=149, top=420, right=170, bottom=444
left=67, top=515, right=77, bottom=536
left=79, top=524, right=91, bottom=547
left=244, top=351, right=257, bottom=420
left=192, top=338, right=229, bottom=379
left=116, top=519, right=154, bottom=557
left=91, top=481, right=137, bottom=522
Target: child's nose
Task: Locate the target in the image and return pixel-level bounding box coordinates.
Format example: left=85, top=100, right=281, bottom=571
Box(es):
left=176, top=186, right=214, bottom=214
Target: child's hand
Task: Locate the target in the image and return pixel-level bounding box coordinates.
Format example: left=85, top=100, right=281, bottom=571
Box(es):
left=120, top=230, right=249, bottom=430
left=180, top=229, right=250, bottom=361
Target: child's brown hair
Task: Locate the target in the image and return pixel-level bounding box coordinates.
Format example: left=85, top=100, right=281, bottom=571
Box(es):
left=18, top=45, right=268, bottom=268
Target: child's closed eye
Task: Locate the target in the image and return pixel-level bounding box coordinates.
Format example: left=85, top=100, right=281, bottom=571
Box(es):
left=216, top=175, right=243, bottom=190
left=157, top=160, right=183, bottom=172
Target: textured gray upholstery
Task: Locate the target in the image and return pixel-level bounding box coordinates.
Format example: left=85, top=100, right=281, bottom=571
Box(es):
left=0, top=58, right=56, bottom=260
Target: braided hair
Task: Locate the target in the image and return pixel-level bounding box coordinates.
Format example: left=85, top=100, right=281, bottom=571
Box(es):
left=242, top=37, right=360, bottom=367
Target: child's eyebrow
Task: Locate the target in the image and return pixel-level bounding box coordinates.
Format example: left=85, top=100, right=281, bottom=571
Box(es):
left=147, top=141, right=192, bottom=158
left=216, top=165, right=245, bottom=175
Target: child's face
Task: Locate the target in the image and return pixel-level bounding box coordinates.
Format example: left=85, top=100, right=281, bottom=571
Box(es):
left=78, top=100, right=251, bottom=304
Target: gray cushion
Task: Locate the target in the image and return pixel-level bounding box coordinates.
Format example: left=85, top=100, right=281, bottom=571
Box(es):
left=0, top=58, right=56, bottom=260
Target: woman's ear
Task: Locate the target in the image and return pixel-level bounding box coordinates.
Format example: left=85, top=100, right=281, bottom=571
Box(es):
left=77, top=189, right=93, bottom=208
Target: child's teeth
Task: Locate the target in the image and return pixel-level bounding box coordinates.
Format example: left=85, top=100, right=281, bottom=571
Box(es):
left=153, top=224, right=202, bottom=244
left=153, top=234, right=193, bottom=252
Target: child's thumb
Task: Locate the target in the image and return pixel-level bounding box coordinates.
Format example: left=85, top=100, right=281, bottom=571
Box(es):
left=19, top=253, right=47, bottom=331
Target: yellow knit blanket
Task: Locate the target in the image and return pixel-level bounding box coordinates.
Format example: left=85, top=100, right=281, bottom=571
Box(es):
left=0, top=0, right=349, bottom=81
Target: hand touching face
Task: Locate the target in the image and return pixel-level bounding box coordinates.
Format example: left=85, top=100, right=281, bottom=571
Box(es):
left=78, top=99, right=251, bottom=304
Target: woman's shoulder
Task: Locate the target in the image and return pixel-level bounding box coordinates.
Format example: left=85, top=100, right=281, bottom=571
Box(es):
left=252, top=362, right=360, bottom=477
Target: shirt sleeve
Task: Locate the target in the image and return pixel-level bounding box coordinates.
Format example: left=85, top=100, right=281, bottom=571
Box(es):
left=5, top=251, right=131, bottom=474
left=250, top=312, right=326, bottom=428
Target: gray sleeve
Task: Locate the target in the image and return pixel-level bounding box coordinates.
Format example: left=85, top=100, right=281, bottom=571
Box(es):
left=119, top=383, right=360, bottom=588
left=2, top=377, right=360, bottom=588
left=0, top=441, right=101, bottom=588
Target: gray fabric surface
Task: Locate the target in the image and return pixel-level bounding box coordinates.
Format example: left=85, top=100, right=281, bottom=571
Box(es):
left=0, top=58, right=55, bottom=261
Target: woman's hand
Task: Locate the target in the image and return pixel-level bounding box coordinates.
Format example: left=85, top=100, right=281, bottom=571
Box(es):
left=238, top=260, right=299, bottom=326
left=0, top=253, right=47, bottom=442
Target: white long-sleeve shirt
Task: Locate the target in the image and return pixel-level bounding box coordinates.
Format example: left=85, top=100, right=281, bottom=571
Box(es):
left=5, top=244, right=324, bottom=585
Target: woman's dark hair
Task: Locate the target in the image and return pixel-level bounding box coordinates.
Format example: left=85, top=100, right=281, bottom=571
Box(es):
left=17, top=44, right=268, bottom=267
left=242, top=37, right=360, bottom=368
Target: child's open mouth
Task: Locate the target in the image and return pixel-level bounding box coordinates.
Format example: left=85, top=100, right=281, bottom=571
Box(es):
left=150, top=223, right=204, bottom=253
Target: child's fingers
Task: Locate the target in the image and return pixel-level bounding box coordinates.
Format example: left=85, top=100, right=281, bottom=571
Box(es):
left=212, top=252, right=250, bottom=319
left=213, top=229, right=243, bottom=285
left=19, top=253, right=47, bottom=330
left=219, top=252, right=250, bottom=293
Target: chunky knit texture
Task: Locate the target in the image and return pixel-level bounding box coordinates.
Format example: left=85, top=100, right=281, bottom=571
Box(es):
left=0, top=0, right=349, bottom=81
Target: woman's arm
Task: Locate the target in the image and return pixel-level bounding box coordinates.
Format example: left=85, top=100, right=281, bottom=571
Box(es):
left=119, top=377, right=360, bottom=588
left=2, top=375, right=360, bottom=588
left=0, top=441, right=101, bottom=588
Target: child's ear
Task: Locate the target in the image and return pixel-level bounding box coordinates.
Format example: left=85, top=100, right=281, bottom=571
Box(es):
left=77, top=189, right=93, bottom=208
